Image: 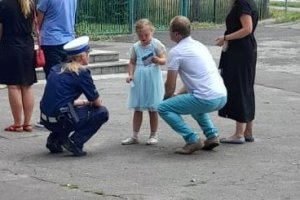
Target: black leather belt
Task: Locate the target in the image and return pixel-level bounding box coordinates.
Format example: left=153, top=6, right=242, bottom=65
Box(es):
left=41, top=113, right=58, bottom=123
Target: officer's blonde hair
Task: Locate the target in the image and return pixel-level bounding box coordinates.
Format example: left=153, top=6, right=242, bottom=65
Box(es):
left=18, top=0, right=33, bottom=18
left=61, top=54, right=85, bottom=75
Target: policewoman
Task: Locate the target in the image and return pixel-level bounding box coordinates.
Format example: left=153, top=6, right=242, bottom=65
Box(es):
left=40, top=36, right=109, bottom=156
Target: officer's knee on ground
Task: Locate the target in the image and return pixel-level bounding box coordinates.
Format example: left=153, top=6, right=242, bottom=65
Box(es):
left=96, top=106, right=109, bottom=123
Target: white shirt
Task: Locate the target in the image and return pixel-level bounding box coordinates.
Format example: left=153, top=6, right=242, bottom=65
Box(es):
left=167, top=36, right=227, bottom=100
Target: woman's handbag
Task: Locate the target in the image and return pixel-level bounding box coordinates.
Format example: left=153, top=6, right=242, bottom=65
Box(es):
left=33, top=8, right=45, bottom=68
left=35, top=47, right=45, bottom=68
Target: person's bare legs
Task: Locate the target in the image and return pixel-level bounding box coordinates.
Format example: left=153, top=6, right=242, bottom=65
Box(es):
left=21, top=85, right=34, bottom=127
left=133, top=111, right=143, bottom=138
left=220, top=121, right=245, bottom=143
left=121, top=111, right=143, bottom=144
left=146, top=111, right=159, bottom=145
left=221, top=121, right=254, bottom=143
left=149, top=111, right=158, bottom=137
left=230, top=121, right=254, bottom=138
left=234, top=121, right=246, bottom=138
left=225, top=121, right=247, bottom=138
left=244, top=121, right=253, bottom=136
left=7, top=85, right=23, bottom=126
left=243, top=121, right=254, bottom=142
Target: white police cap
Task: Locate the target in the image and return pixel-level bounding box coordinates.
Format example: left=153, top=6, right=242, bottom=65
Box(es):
left=63, top=36, right=90, bottom=56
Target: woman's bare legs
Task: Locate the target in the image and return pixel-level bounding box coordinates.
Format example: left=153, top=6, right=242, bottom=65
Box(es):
left=21, top=85, right=34, bottom=126
left=221, top=120, right=254, bottom=143
left=244, top=121, right=253, bottom=137
left=234, top=121, right=246, bottom=138
left=7, top=85, right=23, bottom=126
left=228, top=121, right=253, bottom=138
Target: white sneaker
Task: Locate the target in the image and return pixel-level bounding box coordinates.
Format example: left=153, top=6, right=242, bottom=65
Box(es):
left=0, top=84, right=7, bottom=90
left=35, top=121, right=45, bottom=128
left=121, top=137, right=138, bottom=145
left=146, top=136, right=158, bottom=145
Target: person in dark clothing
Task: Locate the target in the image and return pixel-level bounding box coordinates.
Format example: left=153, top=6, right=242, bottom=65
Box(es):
left=40, top=36, right=109, bottom=156
left=215, top=0, right=258, bottom=144
left=35, top=0, right=77, bottom=128
left=36, top=0, right=77, bottom=78
left=0, top=0, right=37, bottom=132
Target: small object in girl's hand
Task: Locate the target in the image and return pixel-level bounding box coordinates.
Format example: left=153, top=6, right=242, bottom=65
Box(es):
left=129, top=80, right=135, bottom=87
left=142, top=52, right=154, bottom=66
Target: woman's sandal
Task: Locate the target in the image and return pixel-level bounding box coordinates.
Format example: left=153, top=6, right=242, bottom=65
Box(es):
left=4, top=124, right=23, bottom=132
left=245, top=135, right=255, bottom=142
left=23, top=124, right=33, bottom=132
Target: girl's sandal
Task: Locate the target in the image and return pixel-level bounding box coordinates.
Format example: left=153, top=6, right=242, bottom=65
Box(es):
left=4, top=125, right=23, bottom=132
left=23, top=124, right=33, bottom=132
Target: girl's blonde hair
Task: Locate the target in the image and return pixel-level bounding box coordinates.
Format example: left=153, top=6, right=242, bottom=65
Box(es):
left=135, top=18, right=155, bottom=33
left=18, top=0, right=33, bottom=18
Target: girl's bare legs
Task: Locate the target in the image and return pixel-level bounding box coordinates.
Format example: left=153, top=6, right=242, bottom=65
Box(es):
left=21, top=85, right=34, bottom=126
left=122, top=111, right=159, bottom=145
left=149, top=111, right=158, bottom=136
left=7, top=85, right=23, bottom=126
left=133, top=111, right=143, bottom=137
left=121, top=111, right=143, bottom=144
left=146, top=111, right=159, bottom=145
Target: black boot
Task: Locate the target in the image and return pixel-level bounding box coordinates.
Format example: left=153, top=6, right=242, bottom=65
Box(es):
left=46, top=133, right=63, bottom=153
left=62, top=138, right=87, bottom=156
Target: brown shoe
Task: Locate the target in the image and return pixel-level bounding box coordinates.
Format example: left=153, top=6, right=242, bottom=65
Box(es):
left=202, top=136, right=220, bottom=151
left=174, top=139, right=204, bottom=154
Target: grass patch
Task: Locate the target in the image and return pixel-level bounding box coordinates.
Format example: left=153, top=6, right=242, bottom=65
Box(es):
left=191, top=22, right=222, bottom=30
left=270, top=1, right=300, bottom=8
left=76, top=21, right=220, bottom=37
left=75, top=22, right=130, bottom=36
left=77, top=21, right=221, bottom=41
left=269, top=8, right=300, bottom=23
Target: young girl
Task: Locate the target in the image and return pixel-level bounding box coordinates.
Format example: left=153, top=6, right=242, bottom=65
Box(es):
left=121, top=18, right=166, bottom=145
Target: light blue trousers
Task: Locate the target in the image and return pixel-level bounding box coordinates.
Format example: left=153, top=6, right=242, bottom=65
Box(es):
left=158, top=94, right=227, bottom=144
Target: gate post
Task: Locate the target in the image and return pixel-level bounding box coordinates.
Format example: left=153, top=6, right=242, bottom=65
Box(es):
left=129, top=0, right=135, bottom=34
left=180, top=0, right=188, bottom=16
left=213, top=0, right=216, bottom=23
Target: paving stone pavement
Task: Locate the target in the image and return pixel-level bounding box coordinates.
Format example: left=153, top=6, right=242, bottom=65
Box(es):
left=0, top=20, right=299, bottom=200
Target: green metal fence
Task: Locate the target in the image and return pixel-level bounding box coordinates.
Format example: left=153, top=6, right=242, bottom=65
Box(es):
left=76, top=0, right=269, bottom=36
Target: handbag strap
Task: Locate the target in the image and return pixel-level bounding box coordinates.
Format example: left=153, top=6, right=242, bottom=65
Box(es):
left=32, top=5, right=41, bottom=47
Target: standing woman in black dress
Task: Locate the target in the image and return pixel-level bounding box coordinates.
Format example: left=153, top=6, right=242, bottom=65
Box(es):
left=0, top=0, right=37, bottom=132
left=215, top=0, right=258, bottom=144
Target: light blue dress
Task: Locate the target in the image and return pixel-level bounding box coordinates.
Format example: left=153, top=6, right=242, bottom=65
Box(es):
left=127, top=38, right=165, bottom=111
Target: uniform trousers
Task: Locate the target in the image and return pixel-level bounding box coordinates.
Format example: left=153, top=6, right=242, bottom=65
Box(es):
left=42, top=105, right=109, bottom=149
